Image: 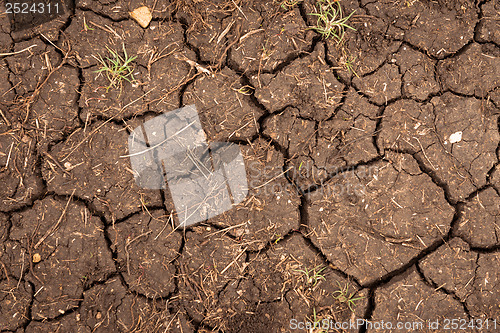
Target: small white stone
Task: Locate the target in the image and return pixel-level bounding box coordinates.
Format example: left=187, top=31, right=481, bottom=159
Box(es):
left=448, top=131, right=462, bottom=144
left=129, top=6, right=152, bottom=28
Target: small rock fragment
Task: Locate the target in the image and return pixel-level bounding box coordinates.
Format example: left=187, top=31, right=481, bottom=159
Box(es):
left=32, top=253, right=41, bottom=263
left=129, top=6, right=152, bottom=28
left=449, top=131, right=462, bottom=144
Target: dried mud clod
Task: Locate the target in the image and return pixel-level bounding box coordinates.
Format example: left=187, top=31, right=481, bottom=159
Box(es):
left=352, top=63, right=402, bottom=105
left=187, top=234, right=367, bottom=332
left=66, top=11, right=195, bottom=120
left=477, top=0, right=500, bottom=45
left=456, top=186, right=500, bottom=248
left=393, top=44, right=439, bottom=101
left=177, top=229, right=247, bottom=325
left=438, top=43, right=500, bottom=99
left=252, top=43, right=344, bottom=121
left=370, top=266, right=469, bottom=332
left=183, top=67, right=264, bottom=141
left=109, top=209, right=181, bottom=298
left=5, top=39, right=61, bottom=97
left=9, top=196, right=115, bottom=320
left=25, top=279, right=195, bottom=332
left=308, top=152, right=454, bottom=285
left=228, top=5, right=315, bottom=73
left=362, top=0, right=477, bottom=59
left=206, top=138, right=300, bottom=251
left=0, top=121, right=44, bottom=212
left=379, top=93, right=500, bottom=202
left=0, top=279, right=32, bottom=331
left=0, top=2, right=12, bottom=53
left=420, top=238, right=500, bottom=321
left=263, top=88, right=379, bottom=189
left=41, top=121, right=163, bottom=222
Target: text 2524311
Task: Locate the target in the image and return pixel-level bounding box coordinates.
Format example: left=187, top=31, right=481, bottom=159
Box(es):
left=5, top=2, right=60, bottom=14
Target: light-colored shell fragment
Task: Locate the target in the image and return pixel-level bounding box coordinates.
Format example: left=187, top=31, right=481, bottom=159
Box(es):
left=129, top=6, right=152, bottom=28
left=449, top=131, right=463, bottom=144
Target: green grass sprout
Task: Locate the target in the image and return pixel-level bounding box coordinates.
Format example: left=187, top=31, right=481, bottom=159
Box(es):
left=309, top=0, right=356, bottom=43
left=295, top=264, right=327, bottom=286
left=332, top=281, right=365, bottom=312
left=94, top=43, right=137, bottom=91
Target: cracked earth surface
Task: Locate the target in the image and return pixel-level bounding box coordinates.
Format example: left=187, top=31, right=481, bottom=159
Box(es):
left=0, top=0, right=499, bottom=332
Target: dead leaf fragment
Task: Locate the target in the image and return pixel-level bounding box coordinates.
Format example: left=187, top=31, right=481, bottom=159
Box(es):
left=129, top=6, right=152, bottom=29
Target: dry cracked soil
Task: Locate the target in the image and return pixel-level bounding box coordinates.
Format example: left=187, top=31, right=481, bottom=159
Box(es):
left=0, top=0, right=500, bottom=332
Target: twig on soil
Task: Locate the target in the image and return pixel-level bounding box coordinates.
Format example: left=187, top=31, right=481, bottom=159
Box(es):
left=231, top=0, right=248, bottom=20
left=146, top=43, right=178, bottom=79
left=4, top=142, right=13, bottom=169
left=16, top=250, right=25, bottom=289
left=0, top=260, right=9, bottom=283
left=254, top=167, right=293, bottom=189
left=0, top=45, right=37, bottom=57
left=214, top=22, right=241, bottom=70
left=34, top=190, right=75, bottom=250
left=21, top=35, right=71, bottom=123
left=42, top=151, right=71, bottom=176
left=239, top=29, right=265, bottom=44
left=120, top=120, right=196, bottom=158
left=89, top=21, right=121, bottom=38
left=125, top=231, right=152, bottom=275
left=204, top=222, right=247, bottom=238
left=413, top=136, right=438, bottom=170
left=40, top=33, right=66, bottom=54
left=0, top=109, right=11, bottom=126
left=26, top=236, right=42, bottom=285
left=154, top=212, right=174, bottom=240
left=217, top=20, right=234, bottom=44
left=179, top=263, right=204, bottom=301
left=174, top=53, right=211, bottom=75
left=164, top=309, right=180, bottom=331
left=92, top=304, right=113, bottom=332
left=220, top=247, right=247, bottom=275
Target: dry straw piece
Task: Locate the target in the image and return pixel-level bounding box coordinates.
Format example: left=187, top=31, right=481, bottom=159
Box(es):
left=129, top=6, right=152, bottom=28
